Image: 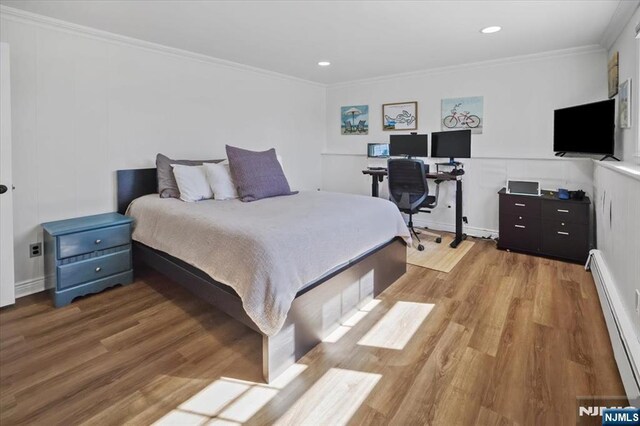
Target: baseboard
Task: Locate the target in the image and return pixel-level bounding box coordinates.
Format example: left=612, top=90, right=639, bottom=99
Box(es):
left=412, top=217, right=498, bottom=240
left=15, top=276, right=48, bottom=298
left=588, top=250, right=640, bottom=406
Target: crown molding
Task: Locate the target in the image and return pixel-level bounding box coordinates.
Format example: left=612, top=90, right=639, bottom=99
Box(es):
left=600, top=0, right=640, bottom=50
left=0, top=5, right=326, bottom=88
left=328, top=45, right=606, bottom=89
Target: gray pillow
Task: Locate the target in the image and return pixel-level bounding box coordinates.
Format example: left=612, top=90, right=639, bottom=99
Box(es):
left=225, top=145, right=297, bottom=202
left=156, top=153, right=223, bottom=198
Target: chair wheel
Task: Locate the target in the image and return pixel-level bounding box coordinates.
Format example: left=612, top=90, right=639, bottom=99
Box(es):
left=435, top=237, right=442, bottom=244
left=417, top=244, right=425, bottom=251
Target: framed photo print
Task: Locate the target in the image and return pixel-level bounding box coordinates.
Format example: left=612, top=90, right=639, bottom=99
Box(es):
left=619, top=79, right=631, bottom=128
left=382, top=101, right=417, bottom=131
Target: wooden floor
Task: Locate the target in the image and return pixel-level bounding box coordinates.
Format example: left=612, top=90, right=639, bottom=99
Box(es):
left=0, top=239, right=626, bottom=425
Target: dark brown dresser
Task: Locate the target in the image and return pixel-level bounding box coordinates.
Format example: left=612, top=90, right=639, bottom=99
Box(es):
left=497, top=188, right=591, bottom=263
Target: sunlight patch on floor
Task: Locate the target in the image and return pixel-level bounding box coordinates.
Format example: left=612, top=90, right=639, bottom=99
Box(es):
left=358, top=301, right=434, bottom=350
left=153, top=364, right=307, bottom=425
left=322, top=299, right=381, bottom=343
left=274, top=368, right=381, bottom=426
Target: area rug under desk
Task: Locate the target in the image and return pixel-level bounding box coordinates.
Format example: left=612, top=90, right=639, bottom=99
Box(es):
left=406, top=235, right=475, bottom=273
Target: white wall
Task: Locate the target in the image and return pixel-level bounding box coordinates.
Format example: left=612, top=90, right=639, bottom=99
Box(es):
left=608, top=6, right=640, bottom=163
left=0, top=14, right=326, bottom=293
left=323, top=49, right=606, bottom=235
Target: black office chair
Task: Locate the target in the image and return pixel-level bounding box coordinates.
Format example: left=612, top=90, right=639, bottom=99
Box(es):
left=388, top=158, right=442, bottom=251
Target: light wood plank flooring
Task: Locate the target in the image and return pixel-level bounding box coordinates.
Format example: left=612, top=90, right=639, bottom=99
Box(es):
left=0, top=239, right=626, bottom=425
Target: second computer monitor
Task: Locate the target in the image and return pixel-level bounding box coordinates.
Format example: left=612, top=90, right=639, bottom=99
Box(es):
left=431, top=129, right=471, bottom=163
left=389, top=134, right=429, bottom=157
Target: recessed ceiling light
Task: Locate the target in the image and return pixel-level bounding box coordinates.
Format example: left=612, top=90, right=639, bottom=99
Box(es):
left=318, top=61, right=331, bottom=67
left=481, top=26, right=502, bottom=34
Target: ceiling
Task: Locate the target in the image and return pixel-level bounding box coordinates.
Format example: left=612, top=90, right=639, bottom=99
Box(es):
left=0, top=0, right=635, bottom=84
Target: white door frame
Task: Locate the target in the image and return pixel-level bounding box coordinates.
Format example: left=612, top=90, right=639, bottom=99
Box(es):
left=0, top=42, right=15, bottom=307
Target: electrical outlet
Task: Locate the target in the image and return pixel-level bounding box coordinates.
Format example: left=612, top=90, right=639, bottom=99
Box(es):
left=29, top=242, right=42, bottom=258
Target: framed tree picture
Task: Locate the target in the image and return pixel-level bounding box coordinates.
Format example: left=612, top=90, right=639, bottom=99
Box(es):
left=382, top=101, right=417, bottom=131
left=608, top=51, right=619, bottom=98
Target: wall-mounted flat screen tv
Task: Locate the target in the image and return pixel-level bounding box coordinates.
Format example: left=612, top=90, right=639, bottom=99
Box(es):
left=553, top=99, right=615, bottom=155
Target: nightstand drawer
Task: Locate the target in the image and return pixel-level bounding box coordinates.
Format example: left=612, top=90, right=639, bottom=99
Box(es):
left=499, top=195, right=542, bottom=217
left=58, top=224, right=131, bottom=259
left=57, top=249, right=131, bottom=289
left=542, top=221, right=589, bottom=261
left=542, top=201, right=589, bottom=224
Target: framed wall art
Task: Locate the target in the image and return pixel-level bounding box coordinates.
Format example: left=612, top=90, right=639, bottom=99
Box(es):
left=382, top=101, right=417, bottom=131
left=341, top=105, right=369, bottom=135
left=608, top=51, right=619, bottom=98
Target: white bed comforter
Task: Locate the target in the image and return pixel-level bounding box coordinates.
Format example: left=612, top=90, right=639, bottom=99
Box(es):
left=128, top=191, right=410, bottom=336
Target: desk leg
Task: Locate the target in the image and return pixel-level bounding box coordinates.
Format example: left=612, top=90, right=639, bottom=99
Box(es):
left=371, top=175, right=380, bottom=197
left=450, top=179, right=466, bottom=248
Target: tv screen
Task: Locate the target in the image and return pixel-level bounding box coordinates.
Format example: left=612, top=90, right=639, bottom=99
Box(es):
left=389, top=134, right=428, bottom=157
left=553, top=100, right=615, bottom=155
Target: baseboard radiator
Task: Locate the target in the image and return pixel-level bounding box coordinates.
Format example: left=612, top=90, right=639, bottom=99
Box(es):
left=588, top=250, right=640, bottom=406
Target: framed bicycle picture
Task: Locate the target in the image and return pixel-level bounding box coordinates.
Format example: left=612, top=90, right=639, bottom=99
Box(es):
left=382, top=101, right=418, bottom=131
left=441, top=96, right=484, bottom=134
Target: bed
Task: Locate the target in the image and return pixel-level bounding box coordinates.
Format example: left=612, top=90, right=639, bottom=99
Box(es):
left=117, top=168, right=408, bottom=383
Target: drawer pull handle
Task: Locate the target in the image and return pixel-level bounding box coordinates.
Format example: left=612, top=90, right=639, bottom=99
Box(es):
left=95, top=239, right=102, bottom=244
left=557, top=231, right=569, bottom=236
left=518, top=216, right=522, bottom=220
left=515, top=225, right=526, bottom=229
left=557, top=209, right=569, bottom=213
left=515, top=203, right=526, bottom=207
left=95, top=267, right=102, bottom=272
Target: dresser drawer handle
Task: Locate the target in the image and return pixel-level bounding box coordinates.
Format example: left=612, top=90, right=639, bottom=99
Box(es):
left=95, top=267, right=102, bottom=272
left=557, top=209, right=569, bottom=213
left=95, top=239, right=102, bottom=244
left=557, top=231, right=569, bottom=236
left=515, top=225, right=526, bottom=229
left=515, top=203, right=526, bottom=207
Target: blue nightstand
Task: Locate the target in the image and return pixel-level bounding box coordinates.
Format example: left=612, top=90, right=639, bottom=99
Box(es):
left=42, top=212, right=134, bottom=307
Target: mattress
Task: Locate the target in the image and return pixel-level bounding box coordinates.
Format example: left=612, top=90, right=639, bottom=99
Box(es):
left=127, top=190, right=410, bottom=336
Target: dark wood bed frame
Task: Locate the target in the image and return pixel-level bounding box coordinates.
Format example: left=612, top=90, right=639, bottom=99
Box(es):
left=117, top=168, right=407, bottom=383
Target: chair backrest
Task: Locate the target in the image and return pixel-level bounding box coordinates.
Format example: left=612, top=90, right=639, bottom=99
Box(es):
left=357, top=120, right=366, bottom=129
left=345, top=121, right=352, bottom=130
left=387, top=158, right=429, bottom=212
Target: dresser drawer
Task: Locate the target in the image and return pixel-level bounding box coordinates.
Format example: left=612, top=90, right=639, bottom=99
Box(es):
left=542, top=201, right=589, bottom=224
left=499, top=195, right=542, bottom=218
left=499, top=214, right=541, bottom=252
left=542, top=221, right=589, bottom=261
left=57, top=224, right=131, bottom=259
left=57, top=249, right=131, bottom=289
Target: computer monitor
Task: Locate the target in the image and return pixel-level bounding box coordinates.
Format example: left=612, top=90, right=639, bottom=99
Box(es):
left=367, top=143, right=389, bottom=158
left=431, top=130, right=471, bottom=163
left=389, top=134, right=429, bottom=158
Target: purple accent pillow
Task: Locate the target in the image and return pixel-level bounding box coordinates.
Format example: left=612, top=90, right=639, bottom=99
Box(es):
left=225, top=145, right=297, bottom=202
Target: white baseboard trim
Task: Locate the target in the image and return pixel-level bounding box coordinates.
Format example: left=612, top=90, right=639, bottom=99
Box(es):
left=15, top=276, right=48, bottom=298
left=588, top=250, right=640, bottom=405
left=412, top=217, right=499, bottom=240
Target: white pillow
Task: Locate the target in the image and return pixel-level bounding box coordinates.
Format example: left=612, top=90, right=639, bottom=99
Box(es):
left=203, top=162, right=238, bottom=200
left=171, top=164, right=213, bottom=202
